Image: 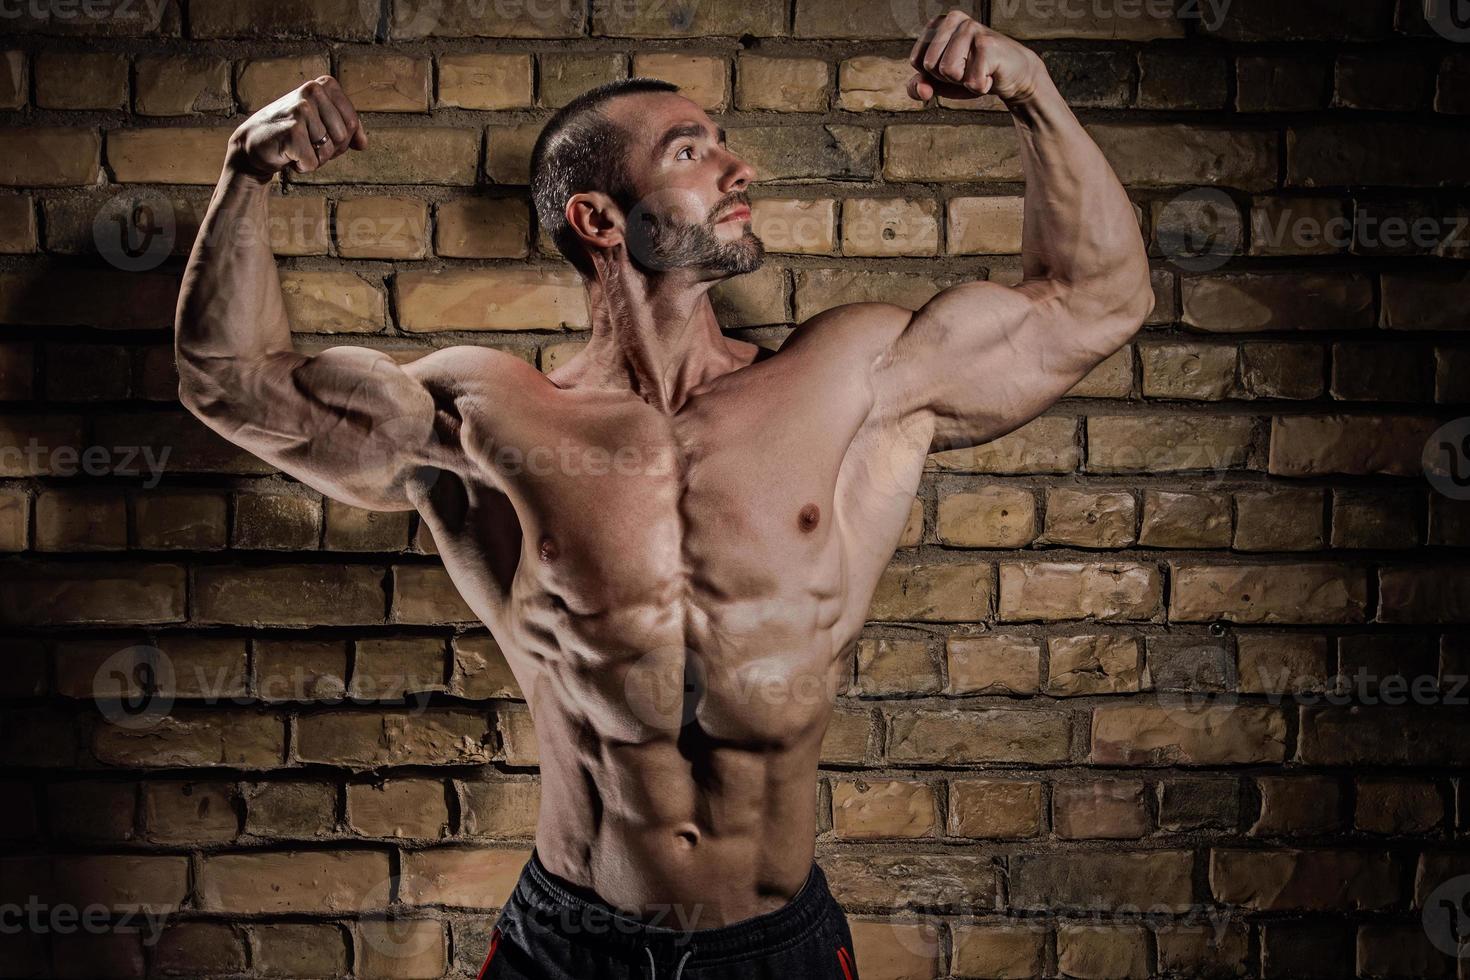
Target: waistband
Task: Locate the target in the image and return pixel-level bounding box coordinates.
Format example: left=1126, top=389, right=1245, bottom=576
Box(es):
left=509, top=846, right=834, bottom=965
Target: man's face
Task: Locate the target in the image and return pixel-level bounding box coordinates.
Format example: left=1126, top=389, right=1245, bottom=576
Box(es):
left=606, top=93, right=764, bottom=279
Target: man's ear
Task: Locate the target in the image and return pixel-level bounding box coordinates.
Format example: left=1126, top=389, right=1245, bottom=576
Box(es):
left=566, top=192, right=623, bottom=252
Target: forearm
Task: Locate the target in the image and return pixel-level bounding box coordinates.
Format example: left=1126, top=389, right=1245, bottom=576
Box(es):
left=1005, top=70, right=1150, bottom=316
left=175, top=157, right=303, bottom=413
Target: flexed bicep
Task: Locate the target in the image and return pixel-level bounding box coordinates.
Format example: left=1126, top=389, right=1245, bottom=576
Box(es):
left=873, top=278, right=1146, bottom=455
left=185, top=344, right=461, bottom=511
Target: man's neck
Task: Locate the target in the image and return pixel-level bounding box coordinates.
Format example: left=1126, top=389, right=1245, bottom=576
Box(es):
left=558, top=258, right=750, bottom=414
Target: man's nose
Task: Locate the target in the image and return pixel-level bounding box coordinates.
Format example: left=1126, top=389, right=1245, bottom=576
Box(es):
left=721, top=152, right=755, bottom=191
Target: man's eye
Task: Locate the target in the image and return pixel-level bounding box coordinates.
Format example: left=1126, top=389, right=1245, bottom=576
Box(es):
left=676, top=145, right=693, bottom=160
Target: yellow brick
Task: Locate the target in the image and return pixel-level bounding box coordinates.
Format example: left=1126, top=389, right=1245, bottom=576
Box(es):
left=884, top=124, right=1022, bottom=182
left=338, top=53, right=429, bottom=112
left=749, top=198, right=835, bottom=254
left=35, top=489, right=127, bottom=552
left=436, top=53, right=533, bottom=110
left=850, top=921, right=943, bottom=980
left=0, top=128, right=101, bottom=186
left=839, top=56, right=924, bottom=112
left=1040, top=488, right=1137, bottom=548
left=928, top=416, right=1080, bottom=474
left=538, top=53, right=624, bottom=109
left=336, top=196, right=428, bottom=259
left=937, top=486, right=1036, bottom=548
left=952, top=924, right=1045, bottom=979
left=236, top=55, right=330, bottom=113
left=0, top=51, right=24, bottom=109
left=1046, top=635, right=1140, bottom=696
left=841, top=197, right=939, bottom=256
left=267, top=194, right=329, bottom=256
left=108, top=127, right=231, bottom=184
left=434, top=197, right=530, bottom=258
left=947, top=196, right=1025, bottom=254
left=856, top=637, right=939, bottom=695
left=735, top=55, right=829, bottom=112
left=35, top=52, right=126, bottom=110
left=293, top=128, right=480, bottom=185
left=484, top=121, right=541, bottom=184
left=832, top=779, right=937, bottom=839
left=0, top=196, right=37, bottom=253
left=394, top=269, right=588, bottom=332
left=280, top=271, right=385, bottom=333
left=947, top=779, right=1043, bottom=838
left=631, top=53, right=729, bottom=110
left=135, top=55, right=232, bottom=115
left=540, top=341, right=585, bottom=372
left=946, top=635, right=1041, bottom=695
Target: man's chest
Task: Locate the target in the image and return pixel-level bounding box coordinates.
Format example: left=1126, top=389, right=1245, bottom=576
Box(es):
left=423, top=343, right=929, bottom=626
left=477, top=375, right=865, bottom=614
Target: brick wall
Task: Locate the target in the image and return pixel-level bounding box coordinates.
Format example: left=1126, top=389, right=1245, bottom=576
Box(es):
left=1, top=0, right=1468, bottom=976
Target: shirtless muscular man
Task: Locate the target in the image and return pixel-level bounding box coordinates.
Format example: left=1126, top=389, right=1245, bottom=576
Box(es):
left=175, top=10, right=1152, bottom=978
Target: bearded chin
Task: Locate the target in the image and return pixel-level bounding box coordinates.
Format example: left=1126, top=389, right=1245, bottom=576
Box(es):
left=626, top=212, right=765, bottom=277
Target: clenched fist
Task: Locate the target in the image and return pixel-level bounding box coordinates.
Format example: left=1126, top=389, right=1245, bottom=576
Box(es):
left=906, top=10, right=1044, bottom=104
left=227, top=75, right=368, bottom=180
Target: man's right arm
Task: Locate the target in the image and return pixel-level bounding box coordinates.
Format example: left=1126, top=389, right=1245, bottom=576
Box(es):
left=176, top=77, right=456, bottom=511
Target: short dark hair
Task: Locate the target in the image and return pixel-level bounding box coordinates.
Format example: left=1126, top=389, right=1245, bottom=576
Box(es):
left=530, top=76, right=681, bottom=279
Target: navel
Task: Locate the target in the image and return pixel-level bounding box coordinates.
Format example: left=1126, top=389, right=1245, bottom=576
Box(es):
left=538, top=534, right=559, bottom=562
left=798, top=503, right=820, bottom=533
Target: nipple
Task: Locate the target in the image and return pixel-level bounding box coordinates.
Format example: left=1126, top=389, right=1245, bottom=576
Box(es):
left=538, top=535, right=559, bottom=562
left=798, top=503, right=820, bottom=533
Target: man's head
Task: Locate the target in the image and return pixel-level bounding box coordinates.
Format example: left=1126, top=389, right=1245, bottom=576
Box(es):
left=530, top=77, right=763, bottom=282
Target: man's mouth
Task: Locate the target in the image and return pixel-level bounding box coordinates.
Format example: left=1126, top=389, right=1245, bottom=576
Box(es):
left=717, top=205, right=751, bottom=223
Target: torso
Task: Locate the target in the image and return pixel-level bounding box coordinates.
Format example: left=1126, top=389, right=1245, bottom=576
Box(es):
left=404, top=304, right=928, bottom=926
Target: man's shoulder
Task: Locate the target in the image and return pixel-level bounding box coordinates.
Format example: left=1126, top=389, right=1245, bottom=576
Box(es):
left=402, top=343, right=547, bottom=391
left=777, top=301, right=914, bottom=360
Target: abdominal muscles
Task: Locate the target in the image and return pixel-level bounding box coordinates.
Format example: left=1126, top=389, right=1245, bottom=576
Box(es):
left=501, top=541, right=851, bottom=924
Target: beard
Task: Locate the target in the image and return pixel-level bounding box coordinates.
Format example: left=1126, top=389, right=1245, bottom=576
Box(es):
left=623, top=201, right=765, bottom=278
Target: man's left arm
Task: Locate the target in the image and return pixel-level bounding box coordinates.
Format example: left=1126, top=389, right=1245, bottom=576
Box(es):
left=871, top=12, right=1154, bottom=454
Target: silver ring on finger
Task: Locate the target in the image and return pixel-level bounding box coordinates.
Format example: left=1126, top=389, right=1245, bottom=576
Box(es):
left=312, top=133, right=330, bottom=148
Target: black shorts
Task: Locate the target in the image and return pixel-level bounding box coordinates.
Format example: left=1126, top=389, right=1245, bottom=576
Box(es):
left=477, top=847, right=861, bottom=979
